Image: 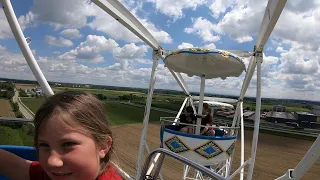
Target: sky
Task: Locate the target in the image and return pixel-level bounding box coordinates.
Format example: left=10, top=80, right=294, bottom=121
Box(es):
left=0, top=0, right=319, bottom=101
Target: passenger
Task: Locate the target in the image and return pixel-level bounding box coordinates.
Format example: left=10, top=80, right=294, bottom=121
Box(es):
left=178, top=106, right=196, bottom=134
left=200, top=103, right=215, bottom=136
left=0, top=91, right=123, bottom=180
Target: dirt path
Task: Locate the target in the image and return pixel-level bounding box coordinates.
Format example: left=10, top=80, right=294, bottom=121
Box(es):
left=111, top=123, right=319, bottom=180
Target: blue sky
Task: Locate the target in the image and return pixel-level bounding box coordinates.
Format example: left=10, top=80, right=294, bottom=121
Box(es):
left=0, top=0, right=319, bottom=101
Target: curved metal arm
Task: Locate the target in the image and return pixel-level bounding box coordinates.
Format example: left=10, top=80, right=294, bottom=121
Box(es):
left=141, top=148, right=226, bottom=180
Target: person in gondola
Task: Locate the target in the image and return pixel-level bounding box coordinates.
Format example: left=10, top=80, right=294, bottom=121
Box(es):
left=200, top=103, right=215, bottom=136
left=178, top=106, right=197, bottom=134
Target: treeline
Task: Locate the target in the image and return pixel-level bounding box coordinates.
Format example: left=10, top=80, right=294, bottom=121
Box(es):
left=0, top=82, right=23, bottom=118
left=0, top=82, right=14, bottom=99
left=93, top=93, right=144, bottom=101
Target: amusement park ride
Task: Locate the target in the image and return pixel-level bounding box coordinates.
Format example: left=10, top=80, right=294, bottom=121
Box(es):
left=0, top=0, right=319, bottom=179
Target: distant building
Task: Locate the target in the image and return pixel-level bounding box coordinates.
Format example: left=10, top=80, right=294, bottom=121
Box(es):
left=294, top=112, right=317, bottom=129
left=35, top=88, right=42, bottom=96
left=312, top=105, right=320, bottom=116
left=273, top=105, right=286, bottom=112
left=265, top=111, right=296, bottom=123
left=243, top=111, right=255, bottom=121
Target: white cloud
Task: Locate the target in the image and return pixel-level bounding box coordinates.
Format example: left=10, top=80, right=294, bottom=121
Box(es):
left=59, top=35, right=118, bottom=63
left=276, top=47, right=287, bottom=53
left=31, top=0, right=96, bottom=29
left=88, top=8, right=172, bottom=44
left=0, top=9, right=36, bottom=39
left=203, top=43, right=216, bottom=49
left=113, top=43, right=148, bottom=59
left=59, top=35, right=148, bottom=64
left=45, top=35, right=74, bottom=47
left=177, top=42, right=194, bottom=49
left=0, top=45, right=6, bottom=52
left=146, top=0, right=206, bottom=19
left=184, top=17, right=220, bottom=42
left=208, top=0, right=234, bottom=19
left=61, top=29, right=83, bottom=39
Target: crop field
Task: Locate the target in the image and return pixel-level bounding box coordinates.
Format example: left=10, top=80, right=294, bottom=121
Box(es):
left=20, top=97, right=172, bottom=125
left=53, top=87, right=145, bottom=98
left=15, top=83, right=37, bottom=90
left=112, top=124, right=320, bottom=180
left=0, top=99, right=15, bottom=117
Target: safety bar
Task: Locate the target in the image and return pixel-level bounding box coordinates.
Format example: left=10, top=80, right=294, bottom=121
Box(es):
left=140, top=148, right=226, bottom=180
left=160, top=118, right=240, bottom=130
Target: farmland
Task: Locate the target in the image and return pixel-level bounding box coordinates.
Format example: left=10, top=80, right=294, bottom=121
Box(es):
left=0, top=99, right=15, bottom=117
left=3, top=87, right=320, bottom=179
left=20, top=97, right=173, bottom=125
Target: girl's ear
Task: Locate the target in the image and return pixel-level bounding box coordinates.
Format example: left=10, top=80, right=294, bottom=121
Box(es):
left=99, top=136, right=113, bottom=159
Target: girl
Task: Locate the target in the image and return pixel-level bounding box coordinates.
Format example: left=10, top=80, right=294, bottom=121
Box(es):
left=0, top=91, right=123, bottom=180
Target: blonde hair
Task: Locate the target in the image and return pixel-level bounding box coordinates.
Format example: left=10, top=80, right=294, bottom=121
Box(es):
left=33, top=91, right=113, bottom=175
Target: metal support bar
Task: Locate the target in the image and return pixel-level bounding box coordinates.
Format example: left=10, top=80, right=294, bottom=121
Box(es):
left=136, top=54, right=159, bottom=179
left=255, top=0, right=287, bottom=51
left=195, top=76, right=205, bottom=135
left=91, top=0, right=160, bottom=50
left=1, top=0, right=54, bottom=96
left=240, top=101, right=245, bottom=180
left=247, top=54, right=263, bottom=180
left=173, top=97, right=189, bottom=125
left=227, top=159, right=250, bottom=180
left=169, top=69, right=191, bottom=96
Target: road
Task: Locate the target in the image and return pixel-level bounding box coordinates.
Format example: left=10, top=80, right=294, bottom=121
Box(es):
left=12, top=88, right=34, bottom=119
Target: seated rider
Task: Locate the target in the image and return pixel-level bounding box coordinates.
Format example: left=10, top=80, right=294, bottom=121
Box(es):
left=200, top=103, right=215, bottom=136
left=178, top=106, right=196, bottom=134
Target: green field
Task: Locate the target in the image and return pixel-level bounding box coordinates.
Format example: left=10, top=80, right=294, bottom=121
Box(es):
left=243, top=102, right=312, bottom=112
left=21, top=98, right=172, bottom=125
left=0, top=125, right=34, bottom=146
left=53, top=87, right=145, bottom=98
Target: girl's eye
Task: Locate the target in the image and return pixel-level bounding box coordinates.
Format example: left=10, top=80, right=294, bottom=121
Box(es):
left=62, top=142, right=77, bottom=147
left=38, top=142, right=49, bottom=148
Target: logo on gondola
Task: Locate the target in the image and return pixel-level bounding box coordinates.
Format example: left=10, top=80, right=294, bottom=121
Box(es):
left=194, top=140, right=223, bottom=159
left=225, top=142, right=236, bottom=157
left=164, top=136, right=190, bottom=153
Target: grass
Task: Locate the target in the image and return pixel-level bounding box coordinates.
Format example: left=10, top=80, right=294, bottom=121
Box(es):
left=53, top=87, right=145, bottom=98
left=104, top=101, right=173, bottom=125
left=0, top=125, right=34, bottom=146
left=20, top=97, right=173, bottom=125
left=243, top=102, right=312, bottom=112
left=20, top=97, right=44, bottom=113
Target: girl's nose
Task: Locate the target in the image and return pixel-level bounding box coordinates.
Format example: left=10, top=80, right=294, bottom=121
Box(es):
left=47, top=150, right=63, bottom=167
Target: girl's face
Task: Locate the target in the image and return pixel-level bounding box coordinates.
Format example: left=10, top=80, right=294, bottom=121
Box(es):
left=37, top=114, right=111, bottom=180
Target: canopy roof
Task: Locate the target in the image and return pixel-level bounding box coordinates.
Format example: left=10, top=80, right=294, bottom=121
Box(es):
left=194, top=100, right=234, bottom=109
left=164, top=48, right=246, bottom=79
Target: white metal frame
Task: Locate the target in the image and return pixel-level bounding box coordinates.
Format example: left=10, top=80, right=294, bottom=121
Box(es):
left=4, top=0, right=319, bottom=180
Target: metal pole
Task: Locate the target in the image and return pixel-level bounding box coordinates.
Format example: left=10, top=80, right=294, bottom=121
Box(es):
left=173, top=97, right=189, bottom=125
left=195, top=76, right=205, bottom=135
left=240, top=101, right=245, bottom=180
left=1, top=0, right=54, bottom=96
left=247, top=53, right=263, bottom=180
left=136, top=55, right=159, bottom=179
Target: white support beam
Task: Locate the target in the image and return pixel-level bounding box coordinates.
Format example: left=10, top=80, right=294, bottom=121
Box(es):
left=136, top=55, right=159, bottom=179
left=91, top=0, right=160, bottom=50
left=255, top=0, right=287, bottom=51
left=169, top=70, right=191, bottom=96
left=195, top=76, right=205, bottom=135
left=239, top=56, right=256, bottom=99
left=247, top=54, right=263, bottom=180
left=1, top=0, right=54, bottom=96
